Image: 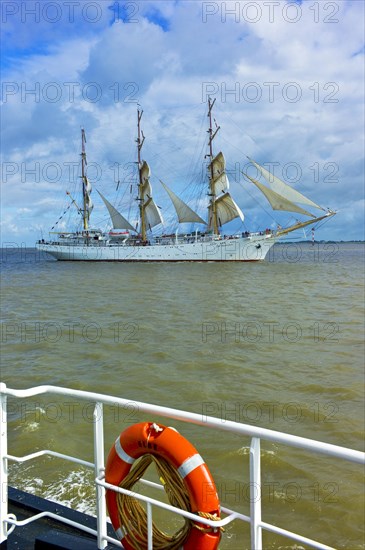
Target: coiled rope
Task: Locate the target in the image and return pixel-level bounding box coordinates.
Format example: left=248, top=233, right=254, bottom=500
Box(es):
left=116, top=454, right=223, bottom=549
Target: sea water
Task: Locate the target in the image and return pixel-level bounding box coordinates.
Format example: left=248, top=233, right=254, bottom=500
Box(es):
left=1, top=242, right=364, bottom=549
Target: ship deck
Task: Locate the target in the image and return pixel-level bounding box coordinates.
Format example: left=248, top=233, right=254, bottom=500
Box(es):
left=6, top=487, right=116, bottom=549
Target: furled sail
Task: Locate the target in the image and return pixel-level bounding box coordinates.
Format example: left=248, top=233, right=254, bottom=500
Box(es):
left=160, top=180, right=206, bottom=224
left=245, top=174, right=315, bottom=217
left=140, top=161, right=163, bottom=229
left=248, top=157, right=324, bottom=211
left=208, top=193, right=244, bottom=229
left=97, top=190, right=136, bottom=231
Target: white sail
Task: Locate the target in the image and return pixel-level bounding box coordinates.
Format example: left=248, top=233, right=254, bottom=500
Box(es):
left=210, top=152, right=229, bottom=195
left=208, top=192, right=244, bottom=229
left=160, top=180, right=206, bottom=224
left=85, top=177, right=92, bottom=194
left=97, top=190, right=136, bottom=231
left=208, top=152, right=243, bottom=229
left=84, top=177, right=93, bottom=219
left=145, top=197, right=163, bottom=229
left=245, top=174, right=315, bottom=217
left=140, top=161, right=152, bottom=196
left=249, top=158, right=324, bottom=211
left=139, top=160, right=163, bottom=229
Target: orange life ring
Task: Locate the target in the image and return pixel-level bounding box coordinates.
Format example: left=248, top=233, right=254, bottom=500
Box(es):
left=105, top=421, right=221, bottom=549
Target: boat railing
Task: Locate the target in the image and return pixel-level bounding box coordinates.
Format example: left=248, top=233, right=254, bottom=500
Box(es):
left=37, top=232, right=262, bottom=249
left=1, top=383, right=364, bottom=550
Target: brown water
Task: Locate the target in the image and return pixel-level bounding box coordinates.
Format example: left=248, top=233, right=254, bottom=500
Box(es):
left=1, top=242, right=364, bottom=549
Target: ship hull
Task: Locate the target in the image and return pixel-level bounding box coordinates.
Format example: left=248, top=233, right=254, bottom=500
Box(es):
left=36, top=234, right=276, bottom=261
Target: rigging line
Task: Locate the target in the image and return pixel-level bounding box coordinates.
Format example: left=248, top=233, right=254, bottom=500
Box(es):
left=187, top=109, right=210, bottom=177
left=152, top=128, right=207, bottom=185
left=178, top=135, right=209, bottom=215
left=221, top=112, right=264, bottom=153
left=152, top=137, right=206, bottom=202
left=153, top=108, right=208, bottom=190
left=219, top=133, right=254, bottom=165
left=50, top=202, right=73, bottom=229
left=138, top=108, right=207, bottom=191
left=313, top=215, right=333, bottom=231
left=239, top=180, right=279, bottom=224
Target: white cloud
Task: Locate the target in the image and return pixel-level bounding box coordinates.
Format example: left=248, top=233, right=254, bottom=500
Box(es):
left=1, top=0, right=364, bottom=244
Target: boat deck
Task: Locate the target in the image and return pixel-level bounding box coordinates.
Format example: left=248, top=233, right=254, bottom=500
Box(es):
left=6, top=487, right=116, bottom=549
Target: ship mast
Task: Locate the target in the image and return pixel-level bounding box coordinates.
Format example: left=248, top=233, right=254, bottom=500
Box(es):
left=207, top=97, right=220, bottom=235
left=137, top=108, right=147, bottom=241
left=81, top=128, right=88, bottom=230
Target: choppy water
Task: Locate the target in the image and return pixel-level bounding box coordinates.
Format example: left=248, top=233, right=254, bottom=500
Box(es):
left=1, top=242, right=364, bottom=549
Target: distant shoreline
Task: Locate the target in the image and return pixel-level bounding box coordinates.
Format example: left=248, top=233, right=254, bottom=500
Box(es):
left=276, top=240, right=364, bottom=244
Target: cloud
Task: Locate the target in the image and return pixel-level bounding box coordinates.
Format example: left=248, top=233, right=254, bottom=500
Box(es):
left=1, top=0, right=111, bottom=59
left=1, top=0, right=364, bottom=244
left=79, top=18, right=168, bottom=102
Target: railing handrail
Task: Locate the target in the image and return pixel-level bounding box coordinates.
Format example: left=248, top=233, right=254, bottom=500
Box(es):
left=2, top=384, right=363, bottom=464
left=1, top=382, right=364, bottom=550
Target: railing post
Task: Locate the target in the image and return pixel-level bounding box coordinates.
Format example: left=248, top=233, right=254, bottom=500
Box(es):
left=93, top=402, right=107, bottom=549
left=250, top=437, right=262, bottom=550
left=0, top=383, right=9, bottom=547
left=147, top=502, right=153, bottom=549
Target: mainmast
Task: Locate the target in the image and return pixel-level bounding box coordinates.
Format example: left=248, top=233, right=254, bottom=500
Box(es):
left=207, top=97, right=220, bottom=234
left=80, top=128, right=93, bottom=231
left=81, top=128, right=88, bottom=230
left=137, top=108, right=147, bottom=241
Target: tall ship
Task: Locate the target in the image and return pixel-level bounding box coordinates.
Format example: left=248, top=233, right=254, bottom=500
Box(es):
left=36, top=99, right=336, bottom=261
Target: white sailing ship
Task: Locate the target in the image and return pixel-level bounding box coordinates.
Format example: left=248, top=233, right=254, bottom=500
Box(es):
left=36, top=99, right=336, bottom=261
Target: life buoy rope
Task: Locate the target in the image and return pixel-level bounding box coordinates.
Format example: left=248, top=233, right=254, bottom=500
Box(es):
left=105, top=422, right=222, bottom=549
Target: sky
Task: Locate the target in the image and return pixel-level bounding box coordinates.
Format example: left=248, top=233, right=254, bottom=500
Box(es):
left=1, top=0, right=364, bottom=245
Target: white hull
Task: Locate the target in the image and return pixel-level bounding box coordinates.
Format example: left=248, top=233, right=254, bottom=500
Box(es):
left=36, top=234, right=276, bottom=261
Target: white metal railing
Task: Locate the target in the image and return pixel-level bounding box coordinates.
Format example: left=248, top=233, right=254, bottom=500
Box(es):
left=1, top=383, right=364, bottom=550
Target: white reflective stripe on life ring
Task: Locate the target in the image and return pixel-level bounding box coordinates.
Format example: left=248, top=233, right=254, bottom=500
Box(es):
left=178, top=454, right=204, bottom=479
left=115, top=437, right=135, bottom=464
